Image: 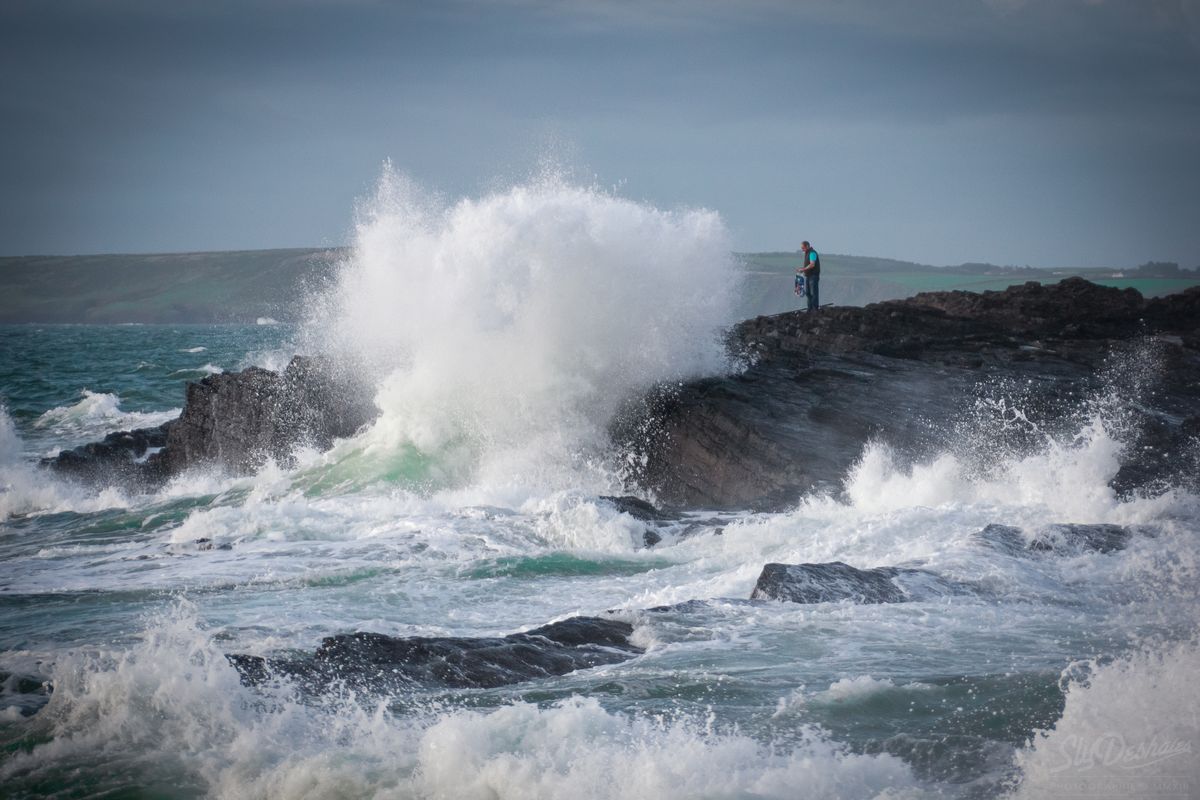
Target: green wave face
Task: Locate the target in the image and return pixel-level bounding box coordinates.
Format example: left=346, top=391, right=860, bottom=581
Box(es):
left=466, top=552, right=670, bottom=580
left=289, top=435, right=476, bottom=498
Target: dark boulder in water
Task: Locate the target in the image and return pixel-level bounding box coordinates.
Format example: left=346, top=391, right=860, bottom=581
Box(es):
left=599, top=495, right=673, bottom=522
left=973, top=524, right=1029, bottom=555
left=752, top=562, right=906, bottom=604
left=974, top=523, right=1132, bottom=555
left=599, top=495, right=674, bottom=547
left=1027, top=523, right=1131, bottom=555
left=597, top=495, right=726, bottom=548
left=229, top=616, right=641, bottom=693
left=161, top=355, right=377, bottom=475
left=749, top=561, right=968, bottom=604
left=46, top=355, right=377, bottom=486
left=615, top=280, right=1200, bottom=510
left=44, top=423, right=170, bottom=488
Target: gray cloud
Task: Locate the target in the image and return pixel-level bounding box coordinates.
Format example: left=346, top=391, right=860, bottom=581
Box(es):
left=0, top=0, right=1196, bottom=266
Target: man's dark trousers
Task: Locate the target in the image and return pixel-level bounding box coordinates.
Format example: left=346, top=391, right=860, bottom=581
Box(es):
left=806, top=274, right=820, bottom=311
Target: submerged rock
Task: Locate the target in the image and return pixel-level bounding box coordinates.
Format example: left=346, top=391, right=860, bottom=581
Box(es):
left=597, top=495, right=726, bottom=548
left=229, top=616, right=641, bottom=693
left=599, top=495, right=672, bottom=522
left=974, top=523, right=1132, bottom=555
left=599, top=495, right=674, bottom=547
left=0, top=669, right=53, bottom=718
left=1027, top=524, right=1131, bottom=555
left=973, top=524, right=1029, bottom=555
left=750, top=561, right=970, bottom=605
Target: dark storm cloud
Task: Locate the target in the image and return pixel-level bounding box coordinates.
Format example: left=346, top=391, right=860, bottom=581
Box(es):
left=1, top=0, right=1197, bottom=266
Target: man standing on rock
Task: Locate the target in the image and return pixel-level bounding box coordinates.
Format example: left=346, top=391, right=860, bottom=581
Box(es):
left=799, top=241, right=820, bottom=312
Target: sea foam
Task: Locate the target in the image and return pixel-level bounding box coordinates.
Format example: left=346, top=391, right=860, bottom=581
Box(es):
left=0, top=604, right=927, bottom=800
left=300, top=165, right=739, bottom=498
left=1012, top=641, right=1200, bottom=799
left=33, top=390, right=179, bottom=450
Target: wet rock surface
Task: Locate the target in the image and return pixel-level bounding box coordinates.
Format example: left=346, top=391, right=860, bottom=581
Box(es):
left=749, top=561, right=969, bottom=605
left=46, top=355, right=377, bottom=487
left=229, top=616, right=642, bottom=693
left=974, top=522, right=1133, bottom=556
left=47, top=280, right=1200, bottom=510
left=44, top=423, right=170, bottom=488
left=161, top=355, right=377, bottom=475
left=1027, top=523, right=1132, bottom=555
left=616, top=280, right=1200, bottom=510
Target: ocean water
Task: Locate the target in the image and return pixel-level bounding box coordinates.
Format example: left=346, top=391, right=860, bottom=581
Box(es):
left=1, top=174, right=1197, bottom=799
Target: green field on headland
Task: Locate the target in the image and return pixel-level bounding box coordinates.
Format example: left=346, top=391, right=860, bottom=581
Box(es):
left=1, top=248, right=1195, bottom=324
left=0, top=249, right=340, bottom=325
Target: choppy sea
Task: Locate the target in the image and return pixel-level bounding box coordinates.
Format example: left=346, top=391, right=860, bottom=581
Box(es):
left=2, top=174, right=1197, bottom=799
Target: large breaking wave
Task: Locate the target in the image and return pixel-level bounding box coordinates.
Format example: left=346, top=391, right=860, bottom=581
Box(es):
left=299, top=165, right=740, bottom=497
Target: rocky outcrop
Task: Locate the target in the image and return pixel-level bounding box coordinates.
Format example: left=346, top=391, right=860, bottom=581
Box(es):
left=598, top=495, right=727, bottom=547
left=749, top=561, right=968, bottom=604
left=45, top=423, right=171, bottom=488
left=1028, top=524, right=1131, bottom=555
left=615, top=280, right=1200, bottom=509
left=160, top=355, right=376, bottom=476
left=229, top=616, right=641, bottom=693
left=47, top=280, right=1200, bottom=507
left=46, top=356, right=377, bottom=486
left=754, top=522, right=1138, bottom=606
left=976, top=522, right=1132, bottom=556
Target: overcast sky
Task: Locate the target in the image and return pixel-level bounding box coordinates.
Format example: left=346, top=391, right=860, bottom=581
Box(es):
left=2, top=0, right=1198, bottom=267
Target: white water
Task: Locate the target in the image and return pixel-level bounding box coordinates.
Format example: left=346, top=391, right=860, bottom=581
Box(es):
left=0, top=603, right=928, bottom=800
left=1, top=405, right=130, bottom=520
left=1014, top=641, right=1200, bottom=798
left=2, top=170, right=1197, bottom=799
left=32, top=390, right=179, bottom=453
left=3, top=387, right=1197, bottom=797
left=300, top=164, right=739, bottom=498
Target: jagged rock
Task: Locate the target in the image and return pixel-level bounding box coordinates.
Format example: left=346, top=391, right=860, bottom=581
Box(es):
left=44, top=423, right=170, bottom=487
left=749, top=561, right=968, bottom=604
left=46, top=355, right=377, bottom=486
left=894, top=278, right=1145, bottom=337
left=229, top=616, right=641, bottom=693
left=161, top=355, right=376, bottom=475
left=616, top=280, right=1200, bottom=510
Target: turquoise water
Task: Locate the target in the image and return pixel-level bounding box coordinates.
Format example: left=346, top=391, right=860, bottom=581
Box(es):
left=0, top=324, right=293, bottom=457
left=1, top=323, right=1197, bottom=799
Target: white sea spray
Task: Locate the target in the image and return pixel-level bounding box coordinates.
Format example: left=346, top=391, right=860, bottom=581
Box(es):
left=299, top=165, right=740, bottom=499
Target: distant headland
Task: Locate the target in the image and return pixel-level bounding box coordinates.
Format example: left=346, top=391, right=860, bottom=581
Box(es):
left=1, top=247, right=1196, bottom=324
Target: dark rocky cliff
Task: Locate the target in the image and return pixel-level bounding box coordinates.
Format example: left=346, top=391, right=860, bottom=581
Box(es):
left=614, top=279, right=1200, bottom=510
left=49, top=280, right=1199, bottom=509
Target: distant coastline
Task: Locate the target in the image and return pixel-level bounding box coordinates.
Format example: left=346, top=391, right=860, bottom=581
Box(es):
left=1, top=247, right=1196, bottom=325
